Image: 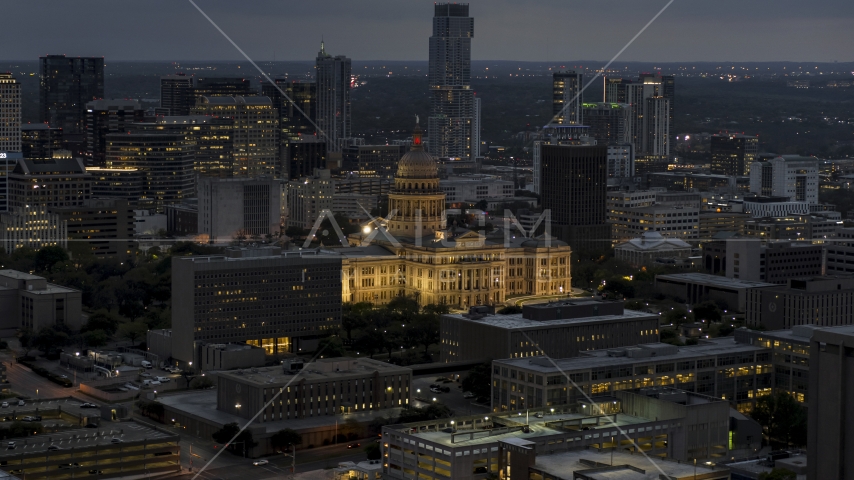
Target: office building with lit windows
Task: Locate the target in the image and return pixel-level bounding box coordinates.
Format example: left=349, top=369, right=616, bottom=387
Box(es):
left=710, top=133, right=758, bottom=176
left=39, top=55, right=104, bottom=134
left=106, top=131, right=194, bottom=212
left=749, top=155, right=819, bottom=204
left=492, top=338, right=771, bottom=414
left=0, top=73, right=21, bottom=153
left=440, top=300, right=660, bottom=363
left=160, top=74, right=194, bottom=116
left=216, top=357, right=410, bottom=422
left=170, top=246, right=342, bottom=365
left=8, top=156, right=91, bottom=209
left=136, top=115, right=235, bottom=177
left=191, top=96, right=278, bottom=177
left=84, top=99, right=145, bottom=167
left=553, top=71, right=582, bottom=125
left=21, top=124, right=63, bottom=159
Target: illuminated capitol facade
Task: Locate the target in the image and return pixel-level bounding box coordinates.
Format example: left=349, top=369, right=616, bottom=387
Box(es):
left=337, top=122, right=572, bottom=308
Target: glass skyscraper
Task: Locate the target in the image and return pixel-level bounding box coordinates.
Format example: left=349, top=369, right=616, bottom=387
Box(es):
left=39, top=55, right=104, bottom=134
left=315, top=42, right=351, bottom=153
left=428, top=3, right=475, bottom=160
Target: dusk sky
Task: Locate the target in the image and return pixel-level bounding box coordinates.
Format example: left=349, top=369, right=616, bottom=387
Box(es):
left=2, top=0, right=853, bottom=63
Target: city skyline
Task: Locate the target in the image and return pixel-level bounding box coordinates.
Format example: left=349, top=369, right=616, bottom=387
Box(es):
left=0, top=0, right=851, bottom=63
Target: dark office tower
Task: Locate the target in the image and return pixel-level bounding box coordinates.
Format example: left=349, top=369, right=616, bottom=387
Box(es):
left=160, top=74, right=194, bottom=116
left=39, top=55, right=104, bottom=134
left=85, top=99, right=144, bottom=167
left=287, top=137, right=327, bottom=180
left=428, top=3, right=475, bottom=160
left=342, top=144, right=407, bottom=179
left=315, top=42, right=351, bottom=153
left=262, top=78, right=317, bottom=173
left=192, top=77, right=254, bottom=99
left=580, top=102, right=631, bottom=145
left=710, top=133, right=758, bottom=176
left=0, top=73, right=21, bottom=153
left=21, top=125, right=63, bottom=159
left=538, top=126, right=610, bottom=251
left=604, top=78, right=632, bottom=103
left=552, top=71, right=582, bottom=125
left=106, top=131, right=195, bottom=213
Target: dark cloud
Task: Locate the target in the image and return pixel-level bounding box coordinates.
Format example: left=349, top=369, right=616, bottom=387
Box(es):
left=0, top=0, right=852, bottom=62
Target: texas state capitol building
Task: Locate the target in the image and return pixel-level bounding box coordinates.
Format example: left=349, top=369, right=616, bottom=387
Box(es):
left=337, top=122, right=572, bottom=308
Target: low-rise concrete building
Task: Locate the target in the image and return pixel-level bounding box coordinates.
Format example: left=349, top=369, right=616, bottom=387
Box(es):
left=382, top=389, right=730, bottom=480
left=0, top=421, right=179, bottom=479
left=0, top=270, right=82, bottom=332
left=655, top=273, right=774, bottom=312
left=614, top=231, right=692, bottom=266
left=50, top=198, right=135, bottom=258
left=215, top=357, right=411, bottom=422
left=492, top=339, right=771, bottom=414
left=440, top=301, right=660, bottom=363
left=745, top=276, right=854, bottom=330
left=196, top=342, right=266, bottom=371
left=610, top=205, right=699, bottom=243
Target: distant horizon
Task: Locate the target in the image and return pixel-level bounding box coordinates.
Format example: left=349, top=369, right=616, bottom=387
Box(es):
left=3, top=59, right=854, bottom=66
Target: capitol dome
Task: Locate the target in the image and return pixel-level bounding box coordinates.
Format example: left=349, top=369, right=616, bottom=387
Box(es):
left=395, top=121, right=437, bottom=179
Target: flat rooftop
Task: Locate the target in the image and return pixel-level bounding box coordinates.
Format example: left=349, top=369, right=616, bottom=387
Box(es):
left=495, top=338, right=765, bottom=373
left=532, top=448, right=726, bottom=479
left=216, top=357, right=410, bottom=387
left=393, top=411, right=656, bottom=449
left=0, top=421, right=174, bottom=460
left=158, top=389, right=403, bottom=433
left=0, top=270, right=42, bottom=281
left=444, top=308, right=657, bottom=331
left=656, top=272, right=775, bottom=289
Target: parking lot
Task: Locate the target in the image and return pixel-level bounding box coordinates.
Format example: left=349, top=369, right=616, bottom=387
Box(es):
left=411, top=374, right=490, bottom=415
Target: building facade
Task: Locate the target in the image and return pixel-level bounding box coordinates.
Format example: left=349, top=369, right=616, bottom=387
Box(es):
left=197, top=176, right=285, bottom=243
left=287, top=168, right=333, bottom=230
left=553, top=71, right=582, bottom=125
left=216, top=358, right=410, bottom=422
left=0, top=73, right=21, bottom=153
left=0, top=269, right=82, bottom=331
left=21, top=124, right=63, bottom=159
left=341, top=144, right=406, bottom=179
left=84, top=99, right=144, bottom=167
left=749, top=155, right=819, bottom=204
left=160, top=74, right=194, bottom=116
left=745, top=276, right=854, bottom=330
left=440, top=301, right=660, bottom=363
left=191, top=96, right=278, bottom=177
left=49, top=198, right=135, bottom=258
left=39, top=55, right=104, bottom=134
left=614, top=232, right=692, bottom=266
left=0, top=205, right=67, bottom=252
left=440, top=175, right=514, bottom=204
left=315, top=43, right=351, bottom=153
left=170, top=247, right=342, bottom=364
left=581, top=102, right=630, bottom=145
left=538, top=128, right=610, bottom=250
left=610, top=205, right=699, bottom=243
left=105, top=131, right=195, bottom=212
left=8, top=157, right=91, bottom=210
left=726, top=239, right=823, bottom=284
left=710, top=133, right=758, bottom=176
left=428, top=3, right=475, bottom=160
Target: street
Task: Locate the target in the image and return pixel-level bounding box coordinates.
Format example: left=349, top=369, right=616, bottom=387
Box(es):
left=1, top=358, right=72, bottom=399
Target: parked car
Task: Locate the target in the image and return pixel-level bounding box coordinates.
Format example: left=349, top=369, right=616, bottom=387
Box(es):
left=21, top=416, right=34, bottom=422
left=141, top=360, right=152, bottom=369
left=430, top=387, right=442, bottom=394
left=140, top=372, right=152, bottom=378
left=16, top=401, right=24, bottom=407
left=347, top=443, right=361, bottom=449
left=6, top=442, right=15, bottom=450
left=463, top=392, right=475, bottom=399
left=89, top=470, right=103, bottom=475
left=48, top=445, right=61, bottom=451
left=110, top=438, right=122, bottom=444
left=1, top=402, right=8, bottom=408
left=155, top=376, right=171, bottom=383
left=80, top=403, right=98, bottom=409
left=85, top=424, right=98, bottom=429
left=252, top=459, right=269, bottom=466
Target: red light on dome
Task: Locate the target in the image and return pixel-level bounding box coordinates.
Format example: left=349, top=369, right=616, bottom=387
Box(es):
left=414, top=136, right=421, bottom=145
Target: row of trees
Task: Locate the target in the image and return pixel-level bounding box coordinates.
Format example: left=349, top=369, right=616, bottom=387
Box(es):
left=2, top=242, right=224, bottom=356
left=340, top=297, right=448, bottom=363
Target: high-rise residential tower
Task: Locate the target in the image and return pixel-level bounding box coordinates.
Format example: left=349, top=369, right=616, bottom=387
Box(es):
left=0, top=73, right=21, bottom=153
left=21, top=125, right=63, bottom=159
left=552, top=71, right=582, bottom=125
left=315, top=42, right=351, bottom=153
left=428, top=3, right=475, bottom=160
left=39, top=55, right=104, bottom=134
